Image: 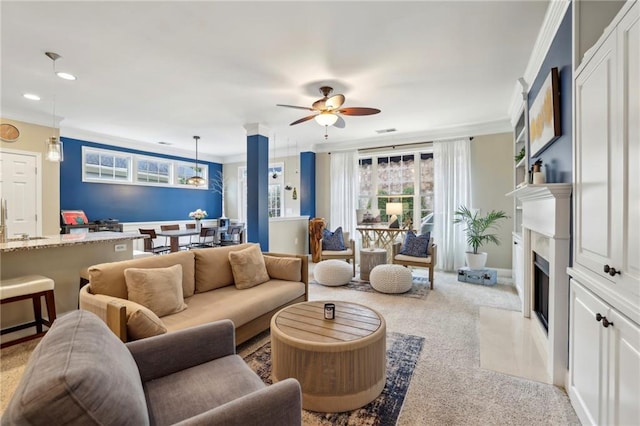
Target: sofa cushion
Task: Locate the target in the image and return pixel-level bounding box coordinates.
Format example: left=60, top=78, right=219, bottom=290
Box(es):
left=399, top=231, right=431, bottom=257
left=193, top=243, right=255, bottom=293
left=89, top=250, right=195, bottom=299
left=228, top=244, right=270, bottom=289
left=125, top=264, right=187, bottom=318
left=144, top=354, right=265, bottom=425
left=2, top=310, right=148, bottom=425
left=162, top=280, right=306, bottom=333
left=264, top=255, right=302, bottom=282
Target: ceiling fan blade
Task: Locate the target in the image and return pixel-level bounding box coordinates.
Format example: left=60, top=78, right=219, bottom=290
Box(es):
left=334, top=115, right=346, bottom=129
left=325, top=94, right=345, bottom=110
left=337, top=107, right=381, bottom=116
left=289, top=114, right=317, bottom=126
left=276, top=104, right=315, bottom=111
left=311, top=99, right=326, bottom=110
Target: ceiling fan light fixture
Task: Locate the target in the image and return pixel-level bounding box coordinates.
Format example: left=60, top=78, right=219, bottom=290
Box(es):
left=314, top=112, right=338, bottom=126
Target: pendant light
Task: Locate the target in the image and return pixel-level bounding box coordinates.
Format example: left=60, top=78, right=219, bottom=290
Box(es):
left=186, top=135, right=206, bottom=186
left=45, top=52, right=63, bottom=162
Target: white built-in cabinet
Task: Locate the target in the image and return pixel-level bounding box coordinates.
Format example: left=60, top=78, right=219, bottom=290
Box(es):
left=569, top=281, right=640, bottom=426
left=569, top=1, right=640, bottom=424
left=510, top=97, right=528, bottom=302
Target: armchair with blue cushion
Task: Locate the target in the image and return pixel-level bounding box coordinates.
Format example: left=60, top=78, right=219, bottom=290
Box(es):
left=319, top=226, right=356, bottom=277
left=392, top=231, right=437, bottom=289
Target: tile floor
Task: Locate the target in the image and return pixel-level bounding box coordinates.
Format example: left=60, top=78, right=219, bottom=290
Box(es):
left=478, top=306, right=551, bottom=384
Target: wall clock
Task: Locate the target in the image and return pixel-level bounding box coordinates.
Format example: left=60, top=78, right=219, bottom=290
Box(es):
left=0, top=124, right=20, bottom=142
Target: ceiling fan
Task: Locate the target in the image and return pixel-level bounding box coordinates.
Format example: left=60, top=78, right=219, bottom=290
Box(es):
left=277, top=86, right=380, bottom=138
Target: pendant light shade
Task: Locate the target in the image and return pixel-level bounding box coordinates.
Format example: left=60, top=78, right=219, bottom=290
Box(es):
left=186, top=135, right=206, bottom=186
left=45, top=136, right=63, bottom=162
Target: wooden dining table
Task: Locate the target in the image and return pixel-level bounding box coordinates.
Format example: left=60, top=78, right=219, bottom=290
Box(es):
left=156, top=229, right=200, bottom=252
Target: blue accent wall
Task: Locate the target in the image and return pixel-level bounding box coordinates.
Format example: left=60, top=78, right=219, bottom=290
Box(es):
left=300, top=151, right=316, bottom=218
left=60, top=137, right=222, bottom=222
left=246, top=133, right=269, bottom=250
left=528, top=5, right=572, bottom=183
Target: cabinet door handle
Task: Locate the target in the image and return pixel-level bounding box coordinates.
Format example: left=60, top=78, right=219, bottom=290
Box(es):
left=603, top=265, right=621, bottom=276
left=595, top=313, right=614, bottom=328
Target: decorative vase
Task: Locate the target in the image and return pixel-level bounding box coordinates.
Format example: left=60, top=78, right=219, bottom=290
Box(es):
left=195, top=219, right=202, bottom=232
left=465, top=252, right=488, bottom=270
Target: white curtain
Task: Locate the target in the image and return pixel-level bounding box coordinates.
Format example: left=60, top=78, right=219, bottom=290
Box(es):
left=433, top=137, right=471, bottom=271
left=329, top=151, right=357, bottom=238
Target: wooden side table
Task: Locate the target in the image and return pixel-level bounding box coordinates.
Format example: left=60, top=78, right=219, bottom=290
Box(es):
left=359, top=248, right=387, bottom=281
left=270, top=301, right=386, bottom=413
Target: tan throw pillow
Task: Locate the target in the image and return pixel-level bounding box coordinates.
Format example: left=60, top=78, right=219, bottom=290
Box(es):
left=124, top=264, right=187, bottom=317
left=112, top=298, right=167, bottom=340
left=264, top=255, right=302, bottom=282
left=228, top=244, right=270, bottom=289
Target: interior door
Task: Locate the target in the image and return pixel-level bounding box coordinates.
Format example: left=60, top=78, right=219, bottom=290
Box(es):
left=0, top=150, right=39, bottom=237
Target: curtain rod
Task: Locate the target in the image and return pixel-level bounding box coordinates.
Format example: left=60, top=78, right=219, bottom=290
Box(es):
left=356, top=136, right=474, bottom=154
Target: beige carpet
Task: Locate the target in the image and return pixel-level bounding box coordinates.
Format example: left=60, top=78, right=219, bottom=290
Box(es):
left=1, top=269, right=580, bottom=425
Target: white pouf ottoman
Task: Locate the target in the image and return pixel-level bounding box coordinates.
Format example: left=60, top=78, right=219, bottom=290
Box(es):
left=314, top=260, right=353, bottom=286
left=370, top=264, right=413, bottom=294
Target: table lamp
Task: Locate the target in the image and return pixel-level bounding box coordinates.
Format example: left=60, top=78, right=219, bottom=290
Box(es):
left=386, top=202, right=403, bottom=228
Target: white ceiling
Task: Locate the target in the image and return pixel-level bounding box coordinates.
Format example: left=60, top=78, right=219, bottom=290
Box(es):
left=1, top=1, right=549, bottom=162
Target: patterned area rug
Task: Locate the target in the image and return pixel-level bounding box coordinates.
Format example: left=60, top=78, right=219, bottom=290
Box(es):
left=310, top=275, right=430, bottom=300
left=243, top=332, right=425, bottom=426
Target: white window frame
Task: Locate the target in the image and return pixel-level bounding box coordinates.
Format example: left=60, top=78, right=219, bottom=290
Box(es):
left=81, top=146, right=208, bottom=189
left=238, top=162, right=284, bottom=222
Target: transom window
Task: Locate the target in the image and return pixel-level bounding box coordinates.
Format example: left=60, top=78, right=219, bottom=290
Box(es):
left=82, top=147, right=208, bottom=189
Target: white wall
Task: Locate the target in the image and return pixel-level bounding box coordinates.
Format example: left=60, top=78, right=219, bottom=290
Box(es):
left=470, top=133, right=514, bottom=269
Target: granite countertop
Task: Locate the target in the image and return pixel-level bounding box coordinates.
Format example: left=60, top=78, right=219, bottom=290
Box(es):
left=0, top=231, right=145, bottom=253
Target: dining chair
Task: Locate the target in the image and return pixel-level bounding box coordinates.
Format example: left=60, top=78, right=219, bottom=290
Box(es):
left=160, top=224, right=189, bottom=250
left=138, top=229, right=171, bottom=255
left=190, top=227, right=219, bottom=248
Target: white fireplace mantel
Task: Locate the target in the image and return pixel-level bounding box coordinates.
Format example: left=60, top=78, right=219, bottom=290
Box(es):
left=507, top=182, right=572, bottom=386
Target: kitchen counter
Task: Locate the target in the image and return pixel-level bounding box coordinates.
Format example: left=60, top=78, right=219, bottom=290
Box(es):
left=0, top=231, right=144, bottom=253
left=0, top=231, right=145, bottom=343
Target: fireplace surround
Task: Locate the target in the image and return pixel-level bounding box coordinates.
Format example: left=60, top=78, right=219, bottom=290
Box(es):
left=509, top=183, right=571, bottom=386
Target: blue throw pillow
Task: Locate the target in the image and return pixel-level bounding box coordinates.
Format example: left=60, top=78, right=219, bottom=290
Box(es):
left=322, top=227, right=346, bottom=251
left=399, top=231, right=430, bottom=257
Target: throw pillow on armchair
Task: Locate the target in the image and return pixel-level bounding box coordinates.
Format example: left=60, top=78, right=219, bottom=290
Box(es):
left=322, top=227, right=346, bottom=251
left=399, top=231, right=430, bottom=257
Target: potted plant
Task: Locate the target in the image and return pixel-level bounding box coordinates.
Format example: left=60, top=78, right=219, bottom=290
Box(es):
left=453, top=205, right=508, bottom=270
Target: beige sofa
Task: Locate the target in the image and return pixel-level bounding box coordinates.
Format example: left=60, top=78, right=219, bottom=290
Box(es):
left=80, top=243, right=308, bottom=344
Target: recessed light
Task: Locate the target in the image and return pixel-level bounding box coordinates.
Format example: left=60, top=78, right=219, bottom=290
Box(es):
left=56, top=72, right=76, bottom=81
left=158, top=141, right=171, bottom=145
left=375, top=128, right=397, bottom=134
left=23, top=93, right=41, bottom=101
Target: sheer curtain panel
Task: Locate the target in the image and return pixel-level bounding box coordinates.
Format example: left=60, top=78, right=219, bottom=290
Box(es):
left=330, top=151, right=357, bottom=237
left=433, top=138, right=471, bottom=271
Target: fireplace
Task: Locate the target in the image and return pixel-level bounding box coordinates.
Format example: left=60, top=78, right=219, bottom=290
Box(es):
left=533, top=252, right=550, bottom=333
left=508, top=183, right=571, bottom=386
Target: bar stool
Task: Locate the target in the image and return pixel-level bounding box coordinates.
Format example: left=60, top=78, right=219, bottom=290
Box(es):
left=0, top=275, right=56, bottom=348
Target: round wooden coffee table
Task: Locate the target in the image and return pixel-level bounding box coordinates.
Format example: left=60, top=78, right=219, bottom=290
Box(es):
left=270, top=301, right=386, bottom=412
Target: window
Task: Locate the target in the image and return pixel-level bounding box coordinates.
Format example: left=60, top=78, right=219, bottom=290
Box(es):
left=238, top=163, right=284, bottom=222
left=84, top=149, right=131, bottom=181
left=358, top=150, right=433, bottom=231
left=136, top=158, right=170, bottom=184
left=82, top=146, right=208, bottom=189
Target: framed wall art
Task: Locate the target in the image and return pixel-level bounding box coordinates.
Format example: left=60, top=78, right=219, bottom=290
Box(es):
left=528, top=67, right=561, bottom=156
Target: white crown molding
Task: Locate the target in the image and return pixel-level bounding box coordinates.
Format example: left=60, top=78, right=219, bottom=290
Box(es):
left=61, top=127, right=225, bottom=163
left=312, top=118, right=512, bottom=154
left=508, top=0, right=571, bottom=124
